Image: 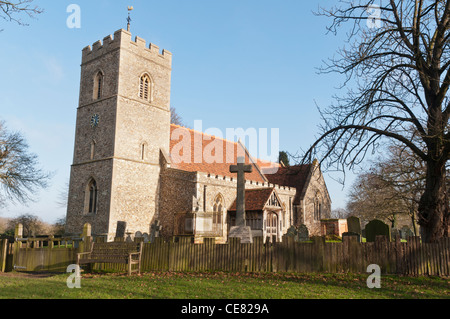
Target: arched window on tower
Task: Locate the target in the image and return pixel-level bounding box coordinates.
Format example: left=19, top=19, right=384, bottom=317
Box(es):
left=93, top=71, right=103, bottom=100
left=139, top=74, right=152, bottom=101
left=86, top=179, right=98, bottom=214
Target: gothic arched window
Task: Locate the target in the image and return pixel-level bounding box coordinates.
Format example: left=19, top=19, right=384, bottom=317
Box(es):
left=213, top=194, right=224, bottom=213
left=212, top=194, right=224, bottom=229
left=139, top=74, right=152, bottom=101
left=86, top=179, right=98, bottom=214
left=93, top=71, right=103, bottom=100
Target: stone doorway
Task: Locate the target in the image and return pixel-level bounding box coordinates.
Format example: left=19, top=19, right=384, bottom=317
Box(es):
left=266, top=212, right=278, bottom=242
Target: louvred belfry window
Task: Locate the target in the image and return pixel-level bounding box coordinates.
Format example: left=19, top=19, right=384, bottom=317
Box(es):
left=139, top=74, right=151, bottom=101
left=93, top=71, right=103, bottom=100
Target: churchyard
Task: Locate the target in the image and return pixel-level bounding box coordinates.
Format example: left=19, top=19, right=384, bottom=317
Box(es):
left=0, top=216, right=448, bottom=300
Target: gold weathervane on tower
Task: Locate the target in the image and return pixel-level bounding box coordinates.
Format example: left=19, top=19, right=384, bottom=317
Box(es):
left=127, top=6, right=134, bottom=32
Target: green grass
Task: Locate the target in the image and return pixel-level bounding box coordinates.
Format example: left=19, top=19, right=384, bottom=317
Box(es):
left=0, top=271, right=448, bottom=299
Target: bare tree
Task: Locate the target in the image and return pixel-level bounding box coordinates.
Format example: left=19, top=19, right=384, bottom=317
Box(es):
left=305, top=1, right=450, bottom=242
left=170, top=107, right=184, bottom=126
left=346, top=166, right=415, bottom=230
left=52, top=216, right=66, bottom=236
left=6, top=213, right=45, bottom=237
left=0, top=120, right=51, bottom=207
left=56, top=180, right=69, bottom=209
left=0, top=0, right=43, bottom=29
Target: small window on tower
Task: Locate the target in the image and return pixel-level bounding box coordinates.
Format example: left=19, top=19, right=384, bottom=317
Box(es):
left=93, top=71, right=103, bottom=100
left=141, top=142, right=147, bottom=160
left=85, top=178, right=98, bottom=214
left=90, top=140, right=96, bottom=160
left=139, top=74, right=152, bottom=101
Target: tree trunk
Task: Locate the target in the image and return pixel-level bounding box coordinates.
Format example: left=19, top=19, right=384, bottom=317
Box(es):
left=410, top=208, right=419, bottom=237
left=418, top=159, right=449, bottom=242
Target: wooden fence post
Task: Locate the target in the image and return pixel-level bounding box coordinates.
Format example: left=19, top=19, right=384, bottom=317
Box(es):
left=14, top=223, right=23, bottom=240
left=0, top=239, right=7, bottom=272
left=12, top=223, right=24, bottom=271
left=80, top=223, right=92, bottom=254
left=312, top=236, right=325, bottom=272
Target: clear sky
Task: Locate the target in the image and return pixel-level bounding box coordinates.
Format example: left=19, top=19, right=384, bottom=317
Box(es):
left=0, top=0, right=368, bottom=223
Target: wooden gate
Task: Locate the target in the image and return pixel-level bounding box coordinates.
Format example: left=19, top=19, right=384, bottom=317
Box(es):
left=12, top=237, right=82, bottom=272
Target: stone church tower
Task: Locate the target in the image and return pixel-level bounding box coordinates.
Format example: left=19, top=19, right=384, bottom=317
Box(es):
left=65, top=29, right=172, bottom=240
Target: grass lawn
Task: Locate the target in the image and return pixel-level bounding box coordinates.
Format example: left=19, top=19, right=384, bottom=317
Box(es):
left=0, top=271, right=448, bottom=300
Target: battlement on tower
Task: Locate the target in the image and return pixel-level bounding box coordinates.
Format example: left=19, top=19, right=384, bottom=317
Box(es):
left=81, top=29, right=172, bottom=67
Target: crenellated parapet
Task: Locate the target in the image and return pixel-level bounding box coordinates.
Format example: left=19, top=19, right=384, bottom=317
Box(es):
left=82, top=29, right=172, bottom=67
left=196, top=172, right=295, bottom=193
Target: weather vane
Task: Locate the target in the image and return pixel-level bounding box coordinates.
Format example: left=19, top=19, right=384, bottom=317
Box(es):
left=127, top=6, right=134, bottom=32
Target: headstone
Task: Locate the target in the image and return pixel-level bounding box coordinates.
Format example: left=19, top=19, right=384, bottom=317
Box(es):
left=125, top=232, right=133, bottom=243
left=143, top=233, right=150, bottom=243
left=135, top=231, right=143, bottom=238
left=365, top=219, right=391, bottom=242
left=150, top=220, right=161, bottom=243
left=297, top=224, right=309, bottom=242
left=228, top=157, right=253, bottom=244
left=347, top=216, right=362, bottom=234
left=342, top=231, right=361, bottom=242
left=286, top=226, right=298, bottom=238
left=391, top=228, right=401, bottom=241
left=115, top=221, right=127, bottom=238
left=400, top=226, right=414, bottom=240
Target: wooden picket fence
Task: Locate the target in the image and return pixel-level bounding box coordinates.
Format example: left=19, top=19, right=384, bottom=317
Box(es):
left=96, top=236, right=450, bottom=276
left=2, top=236, right=449, bottom=276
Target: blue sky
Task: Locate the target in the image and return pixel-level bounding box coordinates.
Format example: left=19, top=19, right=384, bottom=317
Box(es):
left=0, top=0, right=368, bottom=223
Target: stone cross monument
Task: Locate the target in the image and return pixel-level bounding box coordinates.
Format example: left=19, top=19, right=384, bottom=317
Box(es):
left=228, top=157, right=253, bottom=243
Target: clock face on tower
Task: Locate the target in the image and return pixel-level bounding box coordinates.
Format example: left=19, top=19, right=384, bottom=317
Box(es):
left=90, top=114, right=100, bottom=128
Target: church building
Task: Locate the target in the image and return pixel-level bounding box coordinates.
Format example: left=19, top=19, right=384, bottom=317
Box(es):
left=65, top=28, right=332, bottom=242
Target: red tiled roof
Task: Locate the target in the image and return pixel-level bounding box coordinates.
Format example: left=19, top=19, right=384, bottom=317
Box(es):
left=169, top=124, right=267, bottom=183
left=168, top=125, right=315, bottom=203
left=228, top=188, right=275, bottom=212
left=264, top=165, right=312, bottom=204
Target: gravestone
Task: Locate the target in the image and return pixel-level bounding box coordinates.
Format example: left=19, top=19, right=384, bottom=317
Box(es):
left=125, top=232, right=133, bottom=243
left=286, top=226, right=298, bottom=237
left=228, top=157, right=253, bottom=244
left=391, top=228, right=401, bottom=241
left=342, top=232, right=361, bottom=242
left=365, top=219, right=391, bottom=242
left=115, top=221, right=127, bottom=238
left=150, top=220, right=161, bottom=243
left=347, top=216, right=362, bottom=234
left=285, top=226, right=300, bottom=242
left=298, top=224, right=309, bottom=242
left=400, top=226, right=414, bottom=240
